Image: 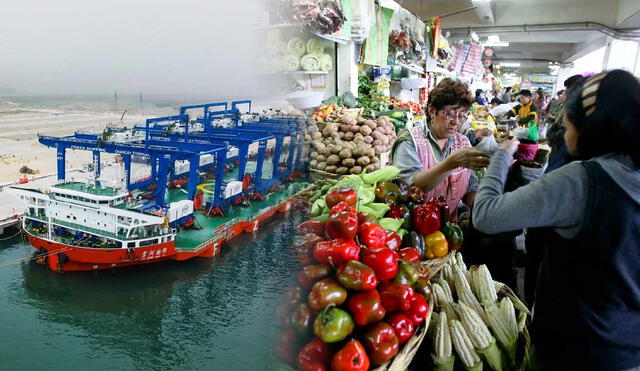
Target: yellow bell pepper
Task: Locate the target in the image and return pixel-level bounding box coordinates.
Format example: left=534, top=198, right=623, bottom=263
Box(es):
left=424, top=231, right=449, bottom=259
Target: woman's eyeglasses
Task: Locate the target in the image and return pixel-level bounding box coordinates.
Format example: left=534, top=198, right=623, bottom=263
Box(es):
left=441, top=110, right=469, bottom=122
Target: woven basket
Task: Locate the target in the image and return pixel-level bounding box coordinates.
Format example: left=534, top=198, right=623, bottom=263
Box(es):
left=373, top=297, right=434, bottom=371
left=418, top=250, right=455, bottom=279
left=308, top=168, right=343, bottom=182
left=495, top=281, right=532, bottom=370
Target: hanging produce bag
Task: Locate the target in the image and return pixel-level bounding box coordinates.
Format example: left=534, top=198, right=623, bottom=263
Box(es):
left=363, top=5, right=395, bottom=66
left=527, top=121, right=539, bottom=142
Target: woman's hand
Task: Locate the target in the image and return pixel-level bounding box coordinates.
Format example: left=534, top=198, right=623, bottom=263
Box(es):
left=500, top=139, right=520, bottom=157
left=476, top=128, right=492, bottom=138
left=446, top=147, right=490, bottom=170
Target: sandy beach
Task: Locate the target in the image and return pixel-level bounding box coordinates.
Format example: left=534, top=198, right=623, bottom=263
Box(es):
left=0, top=106, right=173, bottom=183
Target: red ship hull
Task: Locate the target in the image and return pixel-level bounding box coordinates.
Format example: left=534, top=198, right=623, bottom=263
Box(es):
left=23, top=197, right=298, bottom=272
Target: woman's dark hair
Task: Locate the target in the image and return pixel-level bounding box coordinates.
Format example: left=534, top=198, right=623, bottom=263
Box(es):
left=564, top=74, right=584, bottom=89
left=505, top=87, right=513, bottom=93
left=490, top=98, right=503, bottom=105
left=518, top=89, right=532, bottom=98
left=565, top=69, right=640, bottom=167
left=428, top=78, right=474, bottom=111
left=475, top=89, right=484, bottom=97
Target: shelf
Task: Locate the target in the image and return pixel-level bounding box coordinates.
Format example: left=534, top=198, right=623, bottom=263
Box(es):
left=256, top=71, right=329, bottom=75
left=395, top=62, right=426, bottom=74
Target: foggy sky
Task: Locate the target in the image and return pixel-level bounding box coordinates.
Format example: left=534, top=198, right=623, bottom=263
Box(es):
left=0, top=0, right=268, bottom=97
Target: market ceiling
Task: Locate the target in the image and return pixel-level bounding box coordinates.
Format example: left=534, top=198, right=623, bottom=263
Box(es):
left=401, top=0, right=640, bottom=72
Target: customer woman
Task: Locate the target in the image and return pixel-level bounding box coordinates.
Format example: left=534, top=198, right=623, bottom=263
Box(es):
left=392, top=78, right=489, bottom=220
left=473, top=69, right=640, bottom=370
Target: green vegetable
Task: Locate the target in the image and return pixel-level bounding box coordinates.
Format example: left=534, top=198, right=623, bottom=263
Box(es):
left=318, top=54, right=333, bottom=71
left=311, top=199, right=326, bottom=217
left=307, top=38, right=326, bottom=55
left=358, top=186, right=375, bottom=205
left=359, top=203, right=391, bottom=219
left=312, top=213, right=329, bottom=222
left=377, top=218, right=404, bottom=232
left=361, top=166, right=402, bottom=185
left=397, top=228, right=408, bottom=239
left=287, top=37, right=306, bottom=57
left=322, top=96, right=341, bottom=105
left=330, top=175, right=364, bottom=193
left=341, top=92, right=358, bottom=108
left=301, top=54, right=320, bottom=71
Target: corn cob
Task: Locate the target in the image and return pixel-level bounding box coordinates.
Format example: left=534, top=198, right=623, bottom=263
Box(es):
left=442, top=264, right=455, bottom=290
left=428, top=311, right=440, bottom=338
left=517, top=311, right=527, bottom=333
left=432, top=283, right=449, bottom=307
left=459, top=302, right=504, bottom=371
left=471, top=265, right=498, bottom=303
left=449, top=319, right=483, bottom=370
left=484, top=300, right=518, bottom=365
left=432, top=311, right=455, bottom=371
left=453, top=264, right=473, bottom=300
left=499, top=297, right=518, bottom=337
left=458, top=287, right=488, bottom=323
left=438, top=275, right=454, bottom=303
left=493, top=280, right=531, bottom=315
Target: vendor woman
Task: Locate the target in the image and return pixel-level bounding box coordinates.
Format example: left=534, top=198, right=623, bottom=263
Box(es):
left=473, top=70, right=640, bottom=370
left=392, top=78, right=490, bottom=219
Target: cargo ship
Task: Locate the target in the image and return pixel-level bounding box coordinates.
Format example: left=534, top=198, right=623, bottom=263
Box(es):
left=9, top=179, right=309, bottom=272
left=8, top=99, right=312, bottom=272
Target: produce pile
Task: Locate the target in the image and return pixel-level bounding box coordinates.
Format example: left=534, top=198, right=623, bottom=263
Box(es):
left=289, top=0, right=346, bottom=35
left=427, top=253, right=531, bottom=370
left=276, top=167, right=467, bottom=370
left=261, top=30, right=333, bottom=73
left=306, top=107, right=398, bottom=175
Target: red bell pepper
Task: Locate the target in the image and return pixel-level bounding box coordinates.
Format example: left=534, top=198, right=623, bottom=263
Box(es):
left=385, top=313, right=415, bottom=344
left=336, top=260, right=377, bottom=291
left=358, top=222, right=387, bottom=250
left=397, top=247, right=421, bottom=263
left=313, top=239, right=360, bottom=265
left=293, top=233, right=325, bottom=265
left=385, top=231, right=402, bottom=251
left=348, top=289, right=386, bottom=326
left=379, top=281, right=415, bottom=312
left=434, top=195, right=450, bottom=225
left=361, top=248, right=398, bottom=282
left=412, top=203, right=441, bottom=235
left=275, top=328, right=298, bottom=364
left=308, top=278, right=348, bottom=311
left=297, top=220, right=327, bottom=237
left=298, top=264, right=333, bottom=289
left=326, top=202, right=359, bottom=240
left=363, top=322, right=400, bottom=366
left=385, top=204, right=411, bottom=230
left=408, top=186, right=426, bottom=204
left=402, top=293, right=429, bottom=326
left=284, top=286, right=302, bottom=308
left=298, top=337, right=334, bottom=371
left=331, top=339, right=369, bottom=371
left=325, top=186, right=357, bottom=209
left=291, top=303, right=315, bottom=334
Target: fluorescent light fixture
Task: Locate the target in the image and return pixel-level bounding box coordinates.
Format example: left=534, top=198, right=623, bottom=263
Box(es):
left=499, top=62, right=521, bottom=68
left=471, top=32, right=479, bottom=42
left=487, top=35, right=500, bottom=44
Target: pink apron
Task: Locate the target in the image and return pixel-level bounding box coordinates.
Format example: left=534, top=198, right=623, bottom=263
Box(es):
left=408, top=126, right=472, bottom=221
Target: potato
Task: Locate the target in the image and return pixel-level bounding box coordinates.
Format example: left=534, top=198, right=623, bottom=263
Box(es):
left=350, top=166, right=363, bottom=174
left=310, top=159, right=318, bottom=168
left=331, top=145, right=342, bottom=155
left=339, top=124, right=351, bottom=133
left=344, top=131, right=355, bottom=141
left=373, top=139, right=382, bottom=146
left=353, top=133, right=365, bottom=143
left=342, top=158, right=356, bottom=167
left=304, top=134, right=312, bottom=141
left=360, top=126, right=372, bottom=136
left=326, top=154, right=341, bottom=165
left=316, top=154, right=327, bottom=163
left=371, top=156, right=380, bottom=163
left=357, top=156, right=371, bottom=166
left=381, top=136, right=390, bottom=146
left=356, top=117, right=366, bottom=124
left=325, top=165, right=338, bottom=173
left=322, top=123, right=338, bottom=137
left=316, top=162, right=327, bottom=171
left=364, top=120, right=377, bottom=129
left=341, top=116, right=353, bottom=124
left=338, top=132, right=345, bottom=139
left=363, top=136, right=374, bottom=144
left=314, top=132, right=322, bottom=140
left=336, top=167, right=349, bottom=175
left=311, top=151, right=318, bottom=158
left=365, top=164, right=375, bottom=172
left=374, top=145, right=385, bottom=154
left=350, top=125, right=361, bottom=133
left=370, top=131, right=381, bottom=141
left=366, top=148, right=376, bottom=158
left=372, top=162, right=381, bottom=170
left=339, top=149, right=352, bottom=159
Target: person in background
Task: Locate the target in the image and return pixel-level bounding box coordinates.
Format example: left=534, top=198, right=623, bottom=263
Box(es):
left=473, top=69, right=640, bottom=370
left=545, top=74, right=585, bottom=173
left=475, top=89, right=489, bottom=107
left=501, top=86, right=514, bottom=103
left=534, top=89, right=548, bottom=121
left=392, top=78, right=489, bottom=220
left=505, top=90, right=538, bottom=124
left=545, top=90, right=564, bottom=123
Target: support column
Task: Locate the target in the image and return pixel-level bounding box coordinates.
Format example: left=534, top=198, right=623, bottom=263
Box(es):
left=56, top=146, right=66, bottom=182
left=123, top=154, right=132, bottom=189
left=187, top=154, right=200, bottom=200
left=92, top=150, right=101, bottom=179
left=155, top=154, right=171, bottom=207
left=337, top=42, right=359, bottom=96
left=272, top=135, right=283, bottom=179
left=236, top=143, right=249, bottom=181
left=150, top=154, right=157, bottom=179
left=214, top=148, right=227, bottom=205
left=255, top=140, right=267, bottom=189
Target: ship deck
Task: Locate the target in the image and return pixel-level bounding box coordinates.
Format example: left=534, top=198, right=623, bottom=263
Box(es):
left=171, top=180, right=308, bottom=252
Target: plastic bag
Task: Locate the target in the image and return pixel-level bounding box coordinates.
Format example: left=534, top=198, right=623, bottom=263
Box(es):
left=527, top=122, right=539, bottom=142
left=475, top=134, right=500, bottom=154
